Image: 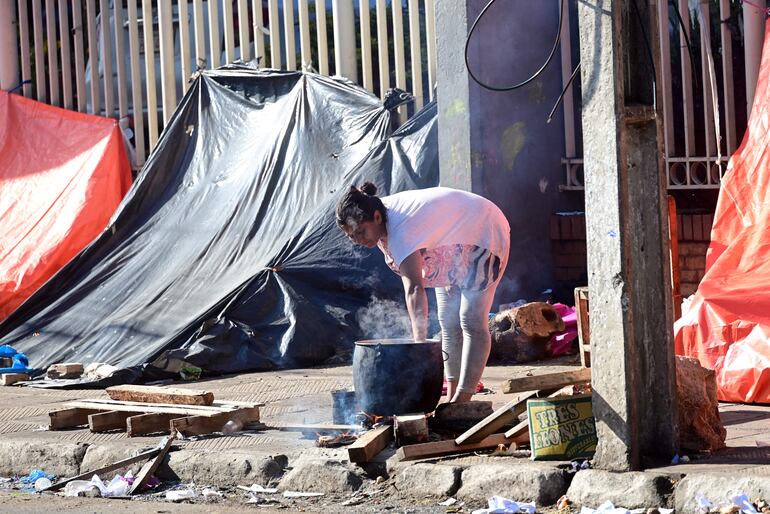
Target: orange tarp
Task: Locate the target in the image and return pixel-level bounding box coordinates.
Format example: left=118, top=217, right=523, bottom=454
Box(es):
left=675, top=19, right=770, bottom=403
left=0, top=91, right=131, bottom=320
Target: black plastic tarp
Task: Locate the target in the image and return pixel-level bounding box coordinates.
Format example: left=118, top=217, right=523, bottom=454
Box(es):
left=0, top=68, right=438, bottom=382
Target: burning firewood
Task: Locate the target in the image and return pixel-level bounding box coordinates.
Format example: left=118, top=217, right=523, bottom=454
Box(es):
left=316, top=432, right=359, bottom=447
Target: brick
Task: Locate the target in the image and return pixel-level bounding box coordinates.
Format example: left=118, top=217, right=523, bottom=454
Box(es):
left=571, top=215, right=586, bottom=240
left=681, top=283, right=698, bottom=297
left=560, top=241, right=586, bottom=254
left=679, top=241, right=708, bottom=257
left=677, top=215, right=683, bottom=237
left=559, top=216, right=573, bottom=240
left=681, top=215, right=693, bottom=241
left=550, top=215, right=561, bottom=240
left=554, top=267, right=571, bottom=281
left=685, top=255, right=707, bottom=271
left=703, top=214, right=714, bottom=240
left=680, top=270, right=700, bottom=282
left=692, top=215, right=704, bottom=241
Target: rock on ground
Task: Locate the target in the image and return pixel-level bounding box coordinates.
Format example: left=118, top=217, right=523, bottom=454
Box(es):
left=164, top=449, right=287, bottom=487
left=567, top=470, right=674, bottom=509
left=456, top=463, right=567, bottom=505
left=0, top=440, right=87, bottom=477
left=393, top=463, right=461, bottom=498
left=675, top=473, right=770, bottom=514
left=279, top=459, right=365, bottom=494
left=676, top=356, right=726, bottom=451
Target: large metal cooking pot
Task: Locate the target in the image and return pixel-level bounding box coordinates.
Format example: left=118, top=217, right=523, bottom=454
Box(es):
left=353, top=339, right=443, bottom=415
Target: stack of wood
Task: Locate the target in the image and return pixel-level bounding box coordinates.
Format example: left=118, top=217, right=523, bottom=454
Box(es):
left=346, top=368, right=592, bottom=465
left=48, top=385, right=263, bottom=437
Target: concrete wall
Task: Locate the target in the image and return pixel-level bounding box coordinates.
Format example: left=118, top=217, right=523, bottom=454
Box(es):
left=436, top=0, right=583, bottom=304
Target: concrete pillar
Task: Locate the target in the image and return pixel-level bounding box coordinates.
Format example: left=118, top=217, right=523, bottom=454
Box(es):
left=0, top=1, right=20, bottom=91
left=332, top=0, right=357, bottom=81
left=434, top=1, right=474, bottom=191
left=577, top=0, right=678, bottom=471
left=743, top=0, right=767, bottom=116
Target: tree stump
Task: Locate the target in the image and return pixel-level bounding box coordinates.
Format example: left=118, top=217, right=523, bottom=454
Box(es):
left=489, top=302, right=565, bottom=364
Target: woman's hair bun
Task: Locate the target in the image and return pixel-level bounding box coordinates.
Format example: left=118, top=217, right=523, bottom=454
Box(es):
left=359, top=182, right=378, bottom=195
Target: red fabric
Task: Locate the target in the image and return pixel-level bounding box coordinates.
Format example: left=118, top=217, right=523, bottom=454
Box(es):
left=674, top=19, right=770, bottom=403
left=549, top=303, right=578, bottom=357
left=0, top=91, right=131, bottom=320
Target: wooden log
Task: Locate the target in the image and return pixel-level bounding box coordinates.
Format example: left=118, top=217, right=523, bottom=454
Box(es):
left=49, top=408, right=103, bottom=430
left=347, top=425, right=393, bottom=464
left=455, top=389, right=559, bottom=445
left=129, top=432, right=176, bottom=494
left=501, top=368, right=592, bottom=394
left=106, top=385, right=215, bottom=406
left=47, top=363, right=84, bottom=379
left=1, top=373, right=30, bottom=386
left=434, top=401, right=493, bottom=423
left=273, top=423, right=361, bottom=434
left=394, top=414, right=428, bottom=446
left=88, top=411, right=138, bottom=432
left=64, top=400, right=223, bottom=417
left=171, top=407, right=260, bottom=437
left=397, top=432, right=524, bottom=461
left=126, top=413, right=179, bottom=437
left=44, top=446, right=163, bottom=491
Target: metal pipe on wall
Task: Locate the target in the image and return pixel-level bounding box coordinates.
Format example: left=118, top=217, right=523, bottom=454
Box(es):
left=0, top=0, right=19, bottom=91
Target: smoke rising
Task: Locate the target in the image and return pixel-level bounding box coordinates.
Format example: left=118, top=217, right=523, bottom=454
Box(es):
left=356, top=296, right=412, bottom=340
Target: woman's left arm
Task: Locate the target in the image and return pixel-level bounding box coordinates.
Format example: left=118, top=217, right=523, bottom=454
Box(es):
left=399, top=251, right=428, bottom=342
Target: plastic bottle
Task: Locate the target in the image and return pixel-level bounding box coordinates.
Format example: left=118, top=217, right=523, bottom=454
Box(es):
left=34, top=477, right=52, bottom=491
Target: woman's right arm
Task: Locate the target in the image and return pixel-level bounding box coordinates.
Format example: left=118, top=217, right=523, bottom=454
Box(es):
left=399, top=251, right=428, bottom=342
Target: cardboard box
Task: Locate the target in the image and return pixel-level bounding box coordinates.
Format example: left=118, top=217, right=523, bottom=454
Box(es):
left=527, top=394, right=597, bottom=460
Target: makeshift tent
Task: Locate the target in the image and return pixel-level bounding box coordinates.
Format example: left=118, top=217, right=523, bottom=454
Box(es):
left=0, top=91, right=131, bottom=321
left=675, top=19, right=770, bottom=404
left=0, top=69, right=438, bottom=383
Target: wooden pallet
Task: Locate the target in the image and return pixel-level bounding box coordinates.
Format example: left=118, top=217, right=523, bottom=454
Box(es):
left=49, top=398, right=263, bottom=437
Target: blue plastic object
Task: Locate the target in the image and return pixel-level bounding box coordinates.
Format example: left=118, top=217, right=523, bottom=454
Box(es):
left=0, top=345, right=33, bottom=374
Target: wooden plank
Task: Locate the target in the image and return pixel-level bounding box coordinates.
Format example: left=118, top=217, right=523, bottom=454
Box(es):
left=208, top=0, right=221, bottom=68
left=45, top=0, right=59, bottom=104
left=375, top=0, right=389, bottom=98
left=171, top=406, right=260, bottom=437
left=47, top=363, right=84, bottom=379
left=223, top=0, right=236, bottom=64
left=129, top=433, right=176, bottom=494
left=297, top=0, right=311, bottom=68
left=72, top=398, right=261, bottom=410
left=49, top=408, right=103, bottom=430
left=64, top=400, right=224, bottom=417
left=282, top=0, right=296, bottom=70
left=274, top=423, right=360, bottom=434
left=314, top=0, right=328, bottom=75
left=237, top=0, right=250, bottom=62
left=99, top=0, right=114, bottom=116
left=252, top=0, right=266, bottom=65
left=127, top=0, right=146, bottom=164
left=575, top=286, right=591, bottom=367
left=107, top=384, right=215, bottom=406
left=178, top=0, right=191, bottom=94
left=347, top=425, right=392, bottom=464
left=397, top=433, right=521, bottom=462
left=113, top=0, right=128, bottom=117
left=17, top=0, right=32, bottom=97
left=501, top=368, right=591, bottom=394
left=394, top=414, right=428, bottom=446
left=359, top=0, right=372, bottom=90
left=1, top=373, right=30, bottom=386
left=268, top=0, right=280, bottom=68
left=142, top=0, right=159, bottom=147
left=88, top=410, right=138, bottom=432
left=391, top=0, right=406, bottom=120
left=407, top=0, right=422, bottom=109
left=71, top=0, right=87, bottom=110
left=32, top=0, right=46, bottom=102
left=45, top=446, right=162, bottom=491
left=126, top=412, right=179, bottom=437
left=57, top=0, right=72, bottom=107
left=193, top=0, right=206, bottom=68
left=455, top=389, right=559, bottom=445
left=425, top=0, right=436, bottom=100
left=503, top=418, right=529, bottom=439
left=158, top=0, right=176, bottom=126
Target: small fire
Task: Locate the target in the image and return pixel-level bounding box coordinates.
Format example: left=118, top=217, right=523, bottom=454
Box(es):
left=356, top=411, right=391, bottom=429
